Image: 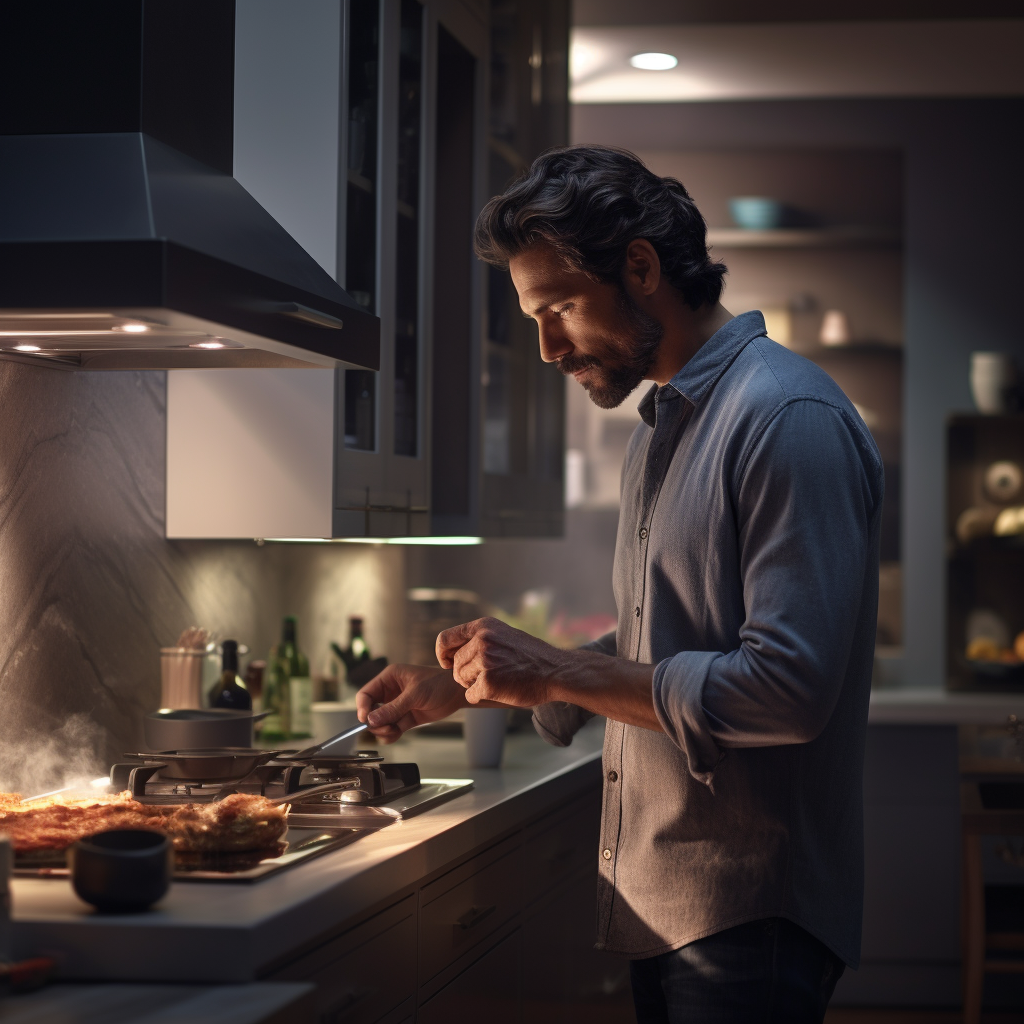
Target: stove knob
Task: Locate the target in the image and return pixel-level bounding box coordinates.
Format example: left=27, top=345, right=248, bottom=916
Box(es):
left=340, top=789, right=371, bottom=805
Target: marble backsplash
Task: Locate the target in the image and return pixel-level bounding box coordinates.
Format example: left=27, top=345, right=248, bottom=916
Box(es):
left=0, top=360, right=405, bottom=794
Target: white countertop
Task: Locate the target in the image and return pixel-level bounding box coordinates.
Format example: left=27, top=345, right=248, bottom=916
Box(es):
left=868, top=688, right=1024, bottom=724
left=10, top=720, right=605, bottom=983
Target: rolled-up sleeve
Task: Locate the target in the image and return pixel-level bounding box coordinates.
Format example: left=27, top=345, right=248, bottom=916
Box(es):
left=533, top=630, right=615, bottom=746
left=653, top=399, right=881, bottom=783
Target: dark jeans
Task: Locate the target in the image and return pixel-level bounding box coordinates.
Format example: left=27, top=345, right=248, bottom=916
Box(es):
left=629, top=918, right=845, bottom=1024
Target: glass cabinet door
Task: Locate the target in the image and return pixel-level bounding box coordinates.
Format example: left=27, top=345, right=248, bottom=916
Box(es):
left=393, top=0, right=422, bottom=460
left=336, top=0, right=429, bottom=532
left=478, top=0, right=568, bottom=537
left=342, top=0, right=380, bottom=457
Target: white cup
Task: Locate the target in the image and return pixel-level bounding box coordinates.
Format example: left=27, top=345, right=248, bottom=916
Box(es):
left=311, top=702, right=360, bottom=753
left=463, top=708, right=508, bottom=768
left=970, top=352, right=1016, bottom=414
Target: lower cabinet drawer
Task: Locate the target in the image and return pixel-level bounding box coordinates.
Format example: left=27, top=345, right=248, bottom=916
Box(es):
left=419, top=845, right=521, bottom=983
left=418, top=928, right=522, bottom=1024
left=269, top=896, right=416, bottom=1024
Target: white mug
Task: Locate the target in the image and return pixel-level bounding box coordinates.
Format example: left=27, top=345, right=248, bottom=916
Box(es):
left=970, top=352, right=1016, bottom=414
left=311, top=702, right=360, bottom=754
left=463, top=708, right=508, bottom=768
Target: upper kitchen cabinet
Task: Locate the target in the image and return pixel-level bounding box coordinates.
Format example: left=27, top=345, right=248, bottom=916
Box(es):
left=433, top=0, right=570, bottom=538
left=169, top=0, right=433, bottom=539
left=167, top=0, right=570, bottom=540
left=0, top=0, right=378, bottom=371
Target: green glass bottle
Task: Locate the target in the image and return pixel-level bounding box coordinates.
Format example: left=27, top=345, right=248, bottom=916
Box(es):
left=260, top=643, right=290, bottom=742
left=282, top=616, right=312, bottom=739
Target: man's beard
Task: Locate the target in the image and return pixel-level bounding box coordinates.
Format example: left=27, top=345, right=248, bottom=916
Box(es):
left=556, top=289, right=663, bottom=409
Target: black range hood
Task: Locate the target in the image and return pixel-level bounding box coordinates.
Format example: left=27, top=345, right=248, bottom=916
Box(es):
left=0, top=0, right=379, bottom=370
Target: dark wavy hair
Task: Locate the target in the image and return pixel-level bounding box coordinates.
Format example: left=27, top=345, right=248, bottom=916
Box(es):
left=474, top=145, right=727, bottom=310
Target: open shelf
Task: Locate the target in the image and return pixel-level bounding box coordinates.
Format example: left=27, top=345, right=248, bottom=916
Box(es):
left=707, top=226, right=901, bottom=249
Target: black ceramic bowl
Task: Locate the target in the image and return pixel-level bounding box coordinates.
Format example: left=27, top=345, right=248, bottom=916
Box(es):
left=69, top=830, right=173, bottom=912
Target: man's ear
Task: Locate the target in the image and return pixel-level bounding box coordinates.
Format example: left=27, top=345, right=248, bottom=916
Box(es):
left=623, top=239, right=661, bottom=297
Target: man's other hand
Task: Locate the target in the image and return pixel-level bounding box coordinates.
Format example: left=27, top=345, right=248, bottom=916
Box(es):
left=435, top=617, right=567, bottom=707
left=356, top=664, right=467, bottom=744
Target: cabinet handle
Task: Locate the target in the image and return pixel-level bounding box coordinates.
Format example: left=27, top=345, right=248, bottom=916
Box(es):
left=454, top=904, right=496, bottom=932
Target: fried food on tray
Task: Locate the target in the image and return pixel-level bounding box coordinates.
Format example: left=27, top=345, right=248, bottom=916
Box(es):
left=0, top=791, right=288, bottom=854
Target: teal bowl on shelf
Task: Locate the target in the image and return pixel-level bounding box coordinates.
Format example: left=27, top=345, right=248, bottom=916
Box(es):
left=728, top=196, right=784, bottom=230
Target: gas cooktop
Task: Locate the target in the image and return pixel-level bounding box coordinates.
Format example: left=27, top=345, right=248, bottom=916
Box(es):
left=14, top=750, right=472, bottom=883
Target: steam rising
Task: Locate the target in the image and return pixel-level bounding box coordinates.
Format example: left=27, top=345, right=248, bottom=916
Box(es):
left=0, top=713, right=107, bottom=797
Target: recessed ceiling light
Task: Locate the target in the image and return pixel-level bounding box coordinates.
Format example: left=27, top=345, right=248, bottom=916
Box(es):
left=118, top=323, right=149, bottom=333
left=629, top=52, right=678, bottom=71
left=13, top=343, right=41, bottom=352
left=190, top=340, right=226, bottom=349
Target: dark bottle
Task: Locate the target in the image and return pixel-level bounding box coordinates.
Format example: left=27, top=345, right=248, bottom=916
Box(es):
left=208, top=639, right=252, bottom=710
left=342, top=617, right=371, bottom=682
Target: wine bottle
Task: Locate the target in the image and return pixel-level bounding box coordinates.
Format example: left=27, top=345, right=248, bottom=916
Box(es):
left=208, top=640, right=252, bottom=711
left=281, top=616, right=313, bottom=738
left=261, top=644, right=289, bottom=741
left=341, top=617, right=371, bottom=683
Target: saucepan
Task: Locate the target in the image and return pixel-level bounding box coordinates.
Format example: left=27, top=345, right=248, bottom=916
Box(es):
left=143, top=709, right=269, bottom=752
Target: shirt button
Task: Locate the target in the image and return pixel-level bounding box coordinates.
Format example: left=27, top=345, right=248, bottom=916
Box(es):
left=607, top=770, right=618, bottom=782
left=634, top=606, right=641, bottom=617
left=639, top=527, right=648, bottom=540
left=602, top=848, right=612, bottom=860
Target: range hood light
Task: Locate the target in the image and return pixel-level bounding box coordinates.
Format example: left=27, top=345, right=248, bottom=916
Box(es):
left=190, top=340, right=226, bottom=350
left=13, top=343, right=41, bottom=352
left=116, top=323, right=149, bottom=333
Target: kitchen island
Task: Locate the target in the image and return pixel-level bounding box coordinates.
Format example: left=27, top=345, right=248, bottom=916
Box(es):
left=10, top=719, right=622, bottom=1022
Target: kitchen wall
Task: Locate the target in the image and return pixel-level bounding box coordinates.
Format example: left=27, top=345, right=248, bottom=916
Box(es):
left=0, top=361, right=404, bottom=794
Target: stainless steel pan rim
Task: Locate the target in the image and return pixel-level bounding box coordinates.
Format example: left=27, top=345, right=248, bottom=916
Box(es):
left=123, top=748, right=285, bottom=781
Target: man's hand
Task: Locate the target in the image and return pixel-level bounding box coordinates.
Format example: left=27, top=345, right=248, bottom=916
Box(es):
left=356, top=664, right=467, bottom=744
left=435, top=617, right=571, bottom=707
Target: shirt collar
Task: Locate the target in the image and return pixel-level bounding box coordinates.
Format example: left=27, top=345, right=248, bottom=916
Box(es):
left=636, top=310, right=767, bottom=427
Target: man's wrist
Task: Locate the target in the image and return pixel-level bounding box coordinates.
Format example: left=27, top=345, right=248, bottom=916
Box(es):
left=545, top=647, right=601, bottom=706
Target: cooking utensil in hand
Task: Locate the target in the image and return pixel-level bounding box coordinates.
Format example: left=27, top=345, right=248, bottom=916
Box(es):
left=70, top=830, right=172, bottom=912
left=291, top=722, right=369, bottom=760
left=144, top=708, right=269, bottom=751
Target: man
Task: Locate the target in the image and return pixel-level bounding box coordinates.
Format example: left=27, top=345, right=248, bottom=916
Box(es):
left=356, top=146, right=883, bottom=1023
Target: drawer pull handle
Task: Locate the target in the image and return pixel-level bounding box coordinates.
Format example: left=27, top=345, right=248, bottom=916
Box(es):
left=455, top=904, right=496, bottom=932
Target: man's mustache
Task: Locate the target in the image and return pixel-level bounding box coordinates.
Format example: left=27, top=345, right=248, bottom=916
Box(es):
left=556, top=352, right=601, bottom=376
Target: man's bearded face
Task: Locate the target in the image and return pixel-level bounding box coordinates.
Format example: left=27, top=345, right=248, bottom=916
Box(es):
left=554, top=287, right=663, bottom=409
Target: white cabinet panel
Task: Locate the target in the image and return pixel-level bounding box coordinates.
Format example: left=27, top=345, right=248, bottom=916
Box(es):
left=166, top=369, right=334, bottom=539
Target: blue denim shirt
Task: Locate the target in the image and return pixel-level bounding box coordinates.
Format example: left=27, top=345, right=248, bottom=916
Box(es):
left=533, top=311, right=883, bottom=967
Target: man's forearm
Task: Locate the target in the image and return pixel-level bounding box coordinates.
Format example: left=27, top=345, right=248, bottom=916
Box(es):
left=548, top=650, right=662, bottom=732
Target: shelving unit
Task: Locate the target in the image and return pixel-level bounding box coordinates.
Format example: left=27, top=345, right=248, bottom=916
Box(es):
left=946, top=414, right=1024, bottom=692
left=707, top=225, right=901, bottom=248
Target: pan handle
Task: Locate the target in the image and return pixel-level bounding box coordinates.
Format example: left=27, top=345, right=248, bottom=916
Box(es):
left=267, top=781, right=363, bottom=806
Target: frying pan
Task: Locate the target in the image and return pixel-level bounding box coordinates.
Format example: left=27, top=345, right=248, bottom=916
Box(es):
left=122, top=748, right=285, bottom=781
left=123, top=721, right=375, bottom=782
